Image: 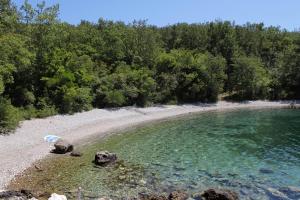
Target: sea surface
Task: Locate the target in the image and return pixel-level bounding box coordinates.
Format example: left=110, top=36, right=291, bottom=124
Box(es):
left=10, top=108, right=300, bottom=199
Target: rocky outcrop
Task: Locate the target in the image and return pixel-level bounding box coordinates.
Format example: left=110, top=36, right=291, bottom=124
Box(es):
left=94, top=151, right=117, bottom=166
left=201, top=188, right=239, bottom=200
left=52, top=139, right=73, bottom=154
left=168, top=191, right=189, bottom=200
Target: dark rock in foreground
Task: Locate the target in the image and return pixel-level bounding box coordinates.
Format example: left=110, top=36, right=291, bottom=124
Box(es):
left=201, top=188, right=239, bottom=200
left=0, top=190, right=33, bottom=200
left=94, top=151, right=117, bottom=166
left=52, top=139, right=73, bottom=154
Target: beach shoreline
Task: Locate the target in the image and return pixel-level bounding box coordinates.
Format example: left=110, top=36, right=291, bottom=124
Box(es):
left=0, top=100, right=298, bottom=189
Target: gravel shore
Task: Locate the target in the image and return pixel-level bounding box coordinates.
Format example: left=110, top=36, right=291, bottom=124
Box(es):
left=0, top=100, right=297, bottom=189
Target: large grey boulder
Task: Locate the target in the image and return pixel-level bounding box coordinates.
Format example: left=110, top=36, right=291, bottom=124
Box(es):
left=201, top=188, right=239, bottom=200
left=53, top=139, right=73, bottom=154
left=94, top=151, right=117, bottom=166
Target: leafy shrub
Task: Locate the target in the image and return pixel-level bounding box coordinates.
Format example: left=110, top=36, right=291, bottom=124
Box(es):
left=104, top=90, right=126, bottom=107
left=60, top=86, right=93, bottom=113
left=0, top=99, right=22, bottom=134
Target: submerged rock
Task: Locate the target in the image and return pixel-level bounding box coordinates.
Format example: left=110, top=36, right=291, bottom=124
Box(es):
left=279, top=186, right=300, bottom=199
left=201, top=188, right=239, bottom=200
left=266, top=188, right=289, bottom=200
left=52, top=139, right=73, bottom=154
left=191, top=193, right=203, bottom=200
left=168, top=190, right=189, bottom=200
left=94, top=151, right=117, bottom=166
left=48, top=193, right=67, bottom=200
left=259, top=168, right=274, bottom=174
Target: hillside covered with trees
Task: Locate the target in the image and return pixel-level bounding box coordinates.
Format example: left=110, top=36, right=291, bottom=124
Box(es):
left=1, top=0, right=300, bottom=133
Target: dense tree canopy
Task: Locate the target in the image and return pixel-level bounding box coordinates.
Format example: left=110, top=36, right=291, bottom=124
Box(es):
left=0, top=0, right=300, bottom=133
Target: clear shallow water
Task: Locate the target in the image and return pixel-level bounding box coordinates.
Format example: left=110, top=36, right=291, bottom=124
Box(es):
left=11, top=108, right=300, bottom=199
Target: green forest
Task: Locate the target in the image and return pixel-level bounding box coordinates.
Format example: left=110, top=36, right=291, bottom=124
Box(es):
left=1, top=0, right=300, bottom=133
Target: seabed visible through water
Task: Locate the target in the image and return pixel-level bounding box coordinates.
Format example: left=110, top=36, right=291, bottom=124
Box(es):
left=9, top=108, right=300, bottom=200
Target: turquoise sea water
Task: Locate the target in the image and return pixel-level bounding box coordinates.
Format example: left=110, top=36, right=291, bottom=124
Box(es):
left=12, top=108, right=300, bottom=199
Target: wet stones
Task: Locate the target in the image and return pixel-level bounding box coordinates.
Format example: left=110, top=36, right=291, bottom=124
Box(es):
left=94, top=151, right=117, bottom=166
left=201, top=188, right=239, bottom=200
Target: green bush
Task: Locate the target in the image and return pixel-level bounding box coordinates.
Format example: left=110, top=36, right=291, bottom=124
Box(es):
left=20, top=105, right=37, bottom=120
left=104, top=90, right=126, bottom=107
left=60, top=86, right=93, bottom=113
left=35, top=98, right=58, bottom=118
left=0, top=99, right=22, bottom=134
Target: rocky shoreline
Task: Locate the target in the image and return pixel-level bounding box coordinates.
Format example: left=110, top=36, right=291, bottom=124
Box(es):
left=5, top=147, right=300, bottom=200
left=2, top=185, right=300, bottom=200
left=0, top=188, right=239, bottom=200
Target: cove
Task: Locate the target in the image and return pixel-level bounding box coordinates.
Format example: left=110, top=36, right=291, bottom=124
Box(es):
left=9, top=108, right=300, bottom=199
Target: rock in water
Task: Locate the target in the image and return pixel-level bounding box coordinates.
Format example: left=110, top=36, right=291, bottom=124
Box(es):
left=48, top=193, right=67, bottom=200
left=201, top=188, right=239, bottom=200
left=266, top=188, right=289, bottom=200
left=259, top=168, right=274, bottom=174
left=52, top=139, right=73, bottom=154
left=169, top=191, right=189, bottom=200
left=279, top=186, right=300, bottom=199
left=191, top=193, right=203, bottom=200
left=94, top=151, right=117, bottom=166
